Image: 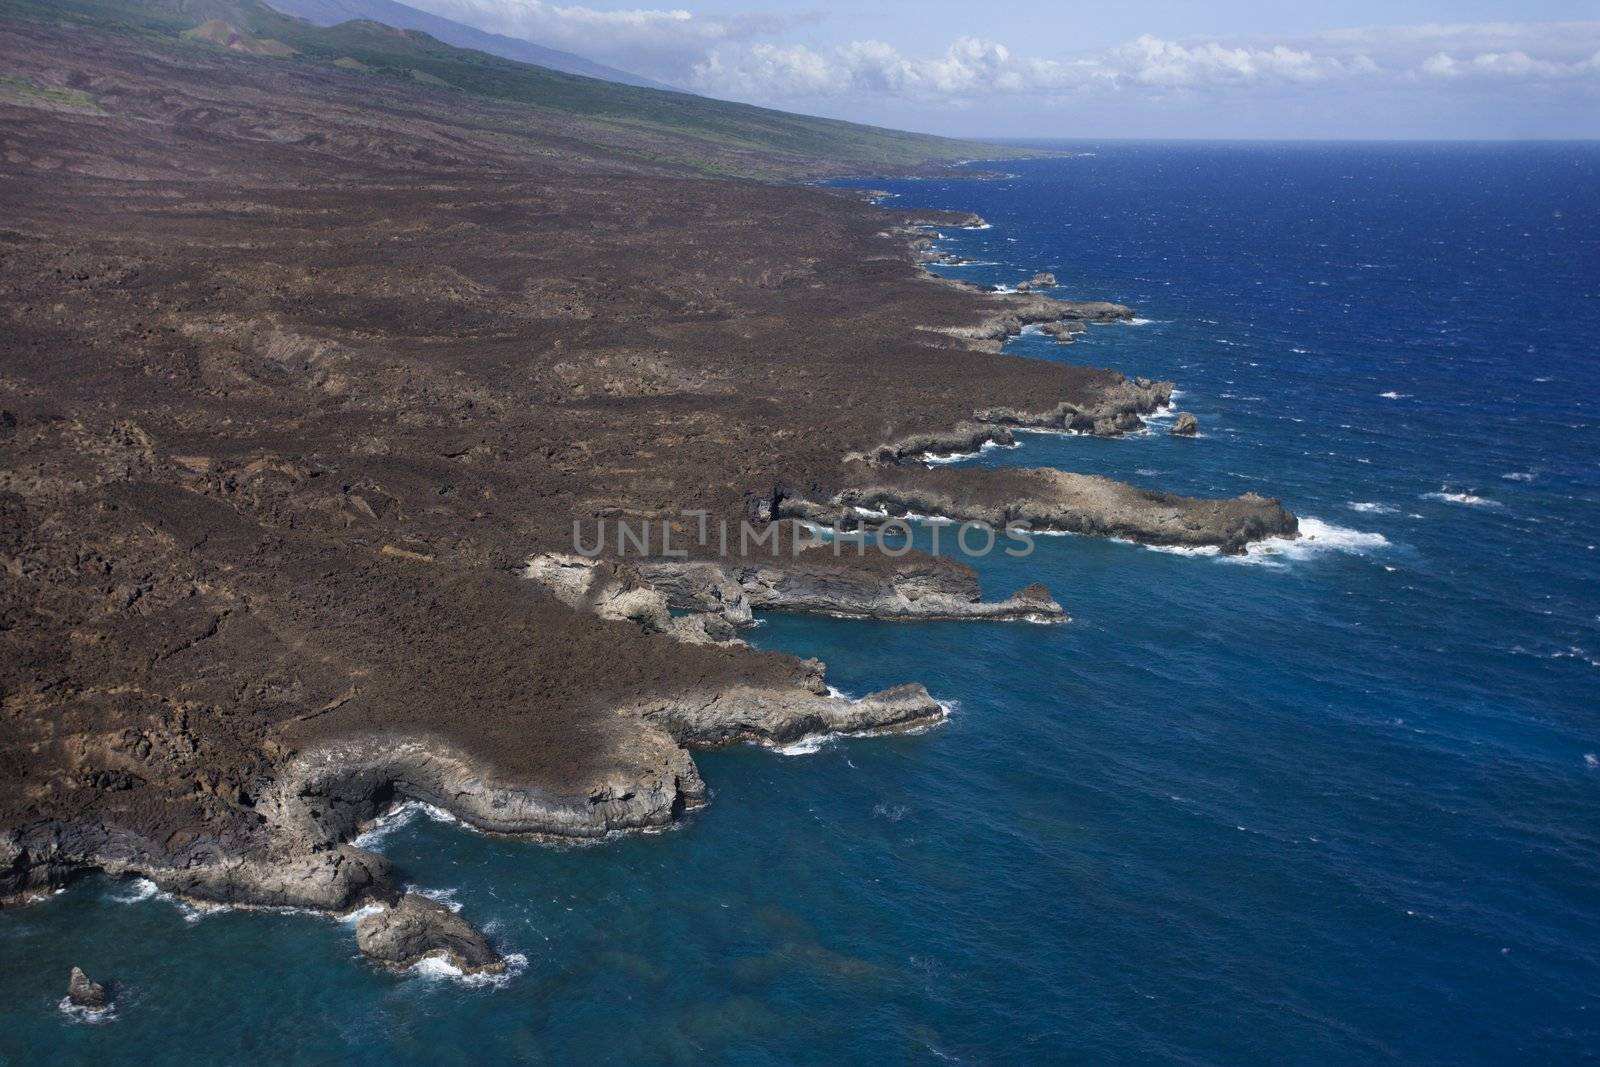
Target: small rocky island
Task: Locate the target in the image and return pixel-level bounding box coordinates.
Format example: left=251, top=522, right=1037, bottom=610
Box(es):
left=66, top=968, right=110, bottom=1014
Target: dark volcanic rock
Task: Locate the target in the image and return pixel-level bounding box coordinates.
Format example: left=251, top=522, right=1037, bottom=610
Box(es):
left=799, top=466, right=1299, bottom=555
left=930, top=293, right=1135, bottom=350
left=632, top=548, right=1069, bottom=624
left=1172, top=412, right=1199, bottom=436
left=356, top=893, right=503, bottom=974
left=67, top=967, right=109, bottom=1013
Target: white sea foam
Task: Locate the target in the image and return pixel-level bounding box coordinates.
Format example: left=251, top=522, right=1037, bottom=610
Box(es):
left=110, top=877, right=161, bottom=904
left=1379, top=391, right=1411, bottom=400
left=1126, top=317, right=1153, bottom=326
left=354, top=801, right=461, bottom=848
left=1514, top=645, right=1600, bottom=669
left=777, top=691, right=953, bottom=755
left=1502, top=471, right=1536, bottom=482
left=1014, top=426, right=1078, bottom=438
left=1586, top=753, right=1599, bottom=769
left=1347, top=501, right=1398, bottom=514
left=1145, top=543, right=1222, bottom=557
left=923, top=438, right=1013, bottom=466
left=412, top=951, right=529, bottom=989
left=1230, top=517, right=1389, bottom=564
left=1423, top=491, right=1502, bottom=508
left=58, top=998, right=117, bottom=1025
left=776, top=734, right=834, bottom=757
left=108, top=876, right=214, bottom=923
left=410, top=885, right=464, bottom=913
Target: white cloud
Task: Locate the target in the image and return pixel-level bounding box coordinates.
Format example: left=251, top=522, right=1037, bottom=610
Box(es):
left=391, top=4, right=1600, bottom=117
left=398, top=0, right=790, bottom=79
left=686, top=21, right=1600, bottom=102
left=1415, top=48, right=1600, bottom=80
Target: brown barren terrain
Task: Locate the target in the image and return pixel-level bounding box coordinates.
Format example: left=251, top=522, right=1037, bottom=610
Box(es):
left=0, top=4, right=1294, bottom=959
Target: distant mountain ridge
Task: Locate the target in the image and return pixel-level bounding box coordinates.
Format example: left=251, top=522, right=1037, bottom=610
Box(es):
left=2, top=0, right=1026, bottom=180
left=261, top=0, right=676, bottom=91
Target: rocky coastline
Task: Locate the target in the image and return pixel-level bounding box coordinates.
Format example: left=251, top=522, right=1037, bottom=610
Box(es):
left=0, top=11, right=1303, bottom=982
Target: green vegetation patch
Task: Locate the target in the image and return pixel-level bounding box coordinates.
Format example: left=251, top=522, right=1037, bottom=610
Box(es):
left=0, top=75, right=105, bottom=114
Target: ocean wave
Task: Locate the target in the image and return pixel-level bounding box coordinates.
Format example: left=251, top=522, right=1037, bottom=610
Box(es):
left=1423, top=491, right=1502, bottom=508
left=108, top=876, right=213, bottom=924
left=1347, top=501, right=1398, bottom=514
left=409, top=885, right=464, bottom=913
left=58, top=998, right=118, bottom=1025
left=354, top=800, right=462, bottom=848
left=776, top=734, right=834, bottom=757
left=1379, top=391, right=1410, bottom=400
left=109, top=877, right=162, bottom=904
left=1145, top=543, right=1221, bottom=557
left=1232, top=517, right=1389, bottom=563
left=923, top=439, right=1014, bottom=466
left=1501, top=471, right=1536, bottom=482
left=1511, top=645, right=1600, bottom=669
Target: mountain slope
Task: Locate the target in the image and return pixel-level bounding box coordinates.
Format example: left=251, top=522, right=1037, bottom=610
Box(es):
left=3, top=0, right=1023, bottom=180
left=261, top=0, right=676, bottom=92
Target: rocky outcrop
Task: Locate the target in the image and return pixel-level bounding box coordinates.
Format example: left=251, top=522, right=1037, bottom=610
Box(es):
left=67, top=967, right=109, bottom=1013
left=974, top=376, right=1173, bottom=438
left=356, top=893, right=504, bottom=974
left=636, top=550, right=1067, bottom=625
left=1172, top=412, right=1198, bottom=436
left=524, top=553, right=741, bottom=645
left=1034, top=320, right=1086, bottom=344
left=526, top=540, right=1068, bottom=630
left=782, top=466, right=1297, bottom=555
left=1015, top=271, right=1057, bottom=292
left=641, top=679, right=945, bottom=747
left=929, top=293, right=1134, bottom=351
left=898, top=209, right=988, bottom=229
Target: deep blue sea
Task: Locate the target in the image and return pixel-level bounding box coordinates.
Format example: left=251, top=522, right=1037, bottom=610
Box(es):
left=5, top=142, right=1599, bottom=1065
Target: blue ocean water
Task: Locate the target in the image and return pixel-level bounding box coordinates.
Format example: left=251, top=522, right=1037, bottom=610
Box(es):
left=5, top=142, right=1599, bottom=1065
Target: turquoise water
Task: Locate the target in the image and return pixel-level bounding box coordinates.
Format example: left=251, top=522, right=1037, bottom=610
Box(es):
left=5, top=142, right=1599, bottom=1064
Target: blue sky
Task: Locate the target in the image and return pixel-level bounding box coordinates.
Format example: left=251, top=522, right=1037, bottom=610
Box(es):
left=399, top=0, right=1600, bottom=138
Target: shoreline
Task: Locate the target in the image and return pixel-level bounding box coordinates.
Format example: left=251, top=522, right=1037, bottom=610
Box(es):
left=0, top=25, right=1304, bottom=981
left=0, top=185, right=1294, bottom=973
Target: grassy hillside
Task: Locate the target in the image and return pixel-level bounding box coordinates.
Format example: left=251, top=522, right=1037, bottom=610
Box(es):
left=2, top=0, right=1023, bottom=178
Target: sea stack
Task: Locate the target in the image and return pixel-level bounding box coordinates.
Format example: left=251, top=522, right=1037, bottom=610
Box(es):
left=355, top=893, right=505, bottom=975
left=67, top=967, right=109, bottom=1013
left=1172, top=412, right=1199, bottom=436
